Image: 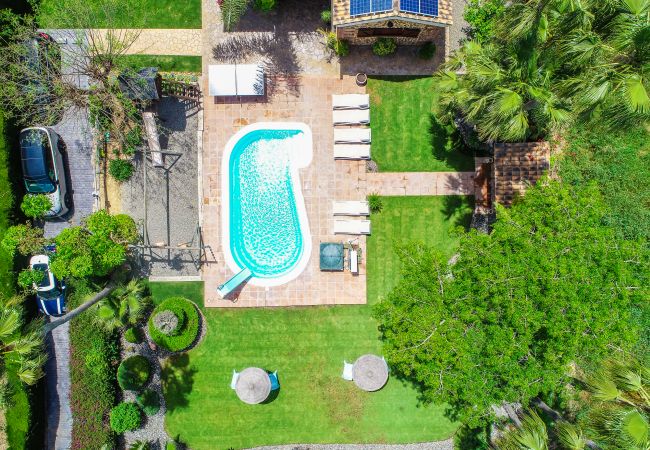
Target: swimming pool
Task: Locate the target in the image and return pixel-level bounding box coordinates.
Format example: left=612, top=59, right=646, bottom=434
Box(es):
left=221, top=123, right=313, bottom=287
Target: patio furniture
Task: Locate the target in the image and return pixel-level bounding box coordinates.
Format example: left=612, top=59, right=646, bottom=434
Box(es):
left=235, top=367, right=272, bottom=404
left=333, top=200, right=370, bottom=216
left=334, top=128, right=371, bottom=144
left=230, top=370, right=240, bottom=390
left=333, top=109, right=370, bottom=125
left=217, top=267, right=253, bottom=299
left=333, top=219, right=371, bottom=235
left=269, top=371, right=280, bottom=390
left=356, top=73, right=368, bottom=87
left=334, top=144, right=371, bottom=160
left=350, top=249, right=359, bottom=274
left=342, top=361, right=354, bottom=381
left=332, top=94, right=370, bottom=110
left=320, top=242, right=345, bottom=271
left=208, top=64, right=265, bottom=96
left=142, top=112, right=163, bottom=167
left=352, top=354, right=389, bottom=392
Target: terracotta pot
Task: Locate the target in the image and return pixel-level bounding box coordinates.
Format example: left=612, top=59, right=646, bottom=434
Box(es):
left=356, top=73, right=368, bottom=86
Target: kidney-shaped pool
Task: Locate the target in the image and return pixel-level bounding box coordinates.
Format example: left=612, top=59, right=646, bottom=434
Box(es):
left=221, top=122, right=313, bottom=287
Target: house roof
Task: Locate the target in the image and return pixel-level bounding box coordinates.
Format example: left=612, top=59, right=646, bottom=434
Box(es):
left=493, top=141, right=550, bottom=207
left=333, top=0, right=452, bottom=27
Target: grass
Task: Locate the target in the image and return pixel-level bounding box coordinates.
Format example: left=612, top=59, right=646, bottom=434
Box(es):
left=119, top=55, right=202, bottom=73
left=367, top=76, right=475, bottom=172
left=366, top=196, right=474, bottom=304
left=38, top=0, right=201, bottom=29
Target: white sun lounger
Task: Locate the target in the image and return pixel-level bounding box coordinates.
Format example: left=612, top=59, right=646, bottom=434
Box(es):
left=334, top=128, right=371, bottom=144
left=333, top=201, right=370, bottom=216
left=332, top=94, right=370, bottom=110
left=334, top=144, right=371, bottom=160
left=333, top=109, right=370, bottom=125
left=350, top=249, right=359, bottom=274
left=333, top=219, right=371, bottom=235
left=342, top=361, right=354, bottom=381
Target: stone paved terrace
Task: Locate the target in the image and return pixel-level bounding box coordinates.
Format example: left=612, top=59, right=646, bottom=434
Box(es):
left=201, top=75, right=369, bottom=307
left=366, top=171, right=475, bottom=196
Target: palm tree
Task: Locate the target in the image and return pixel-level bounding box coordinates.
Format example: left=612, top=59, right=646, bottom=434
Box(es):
left=93, top=279, right=149, bottom=331
left=0, top=304, right=46, bottom=386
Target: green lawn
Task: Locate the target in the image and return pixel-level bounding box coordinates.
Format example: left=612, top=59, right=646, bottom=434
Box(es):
left=119, top=55, right=202, bottom=73
left=367, top=196, right=474, bottom=304
left=367, top=76, right=475, bottom=172
left=38, top=0, right=202, bottom=29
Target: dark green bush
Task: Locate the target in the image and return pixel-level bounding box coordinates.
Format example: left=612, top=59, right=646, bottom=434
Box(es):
left=323, top=31, right=350, bottom=57
left=372, top=38, right=397, bottom=56
left=136, top=389, right=160, bottom=416
left=367, top=193, right=383, bottom=213
left=117, top=355, right=151, bottom=391
left=68, top=279, right=119, bottom=448
left=418, top=41, right=436, bottom=60
left=20, top=194, right=52, bottom=219
left=109, top=159, right=135, bottom=182
left=253, top=0, right=276, bottom=11
left=110, top=402, right=142, bottom=433
left=124, top=327, right=143, bottom=344
left=148, top=297, right=200, bottom=352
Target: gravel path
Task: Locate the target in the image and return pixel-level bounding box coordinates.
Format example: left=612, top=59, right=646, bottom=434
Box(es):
left=449, top=0, right=470, bottom=54
left=247, top=441, right=454, bottom=450
left=121, top=97, right=201, bottom=277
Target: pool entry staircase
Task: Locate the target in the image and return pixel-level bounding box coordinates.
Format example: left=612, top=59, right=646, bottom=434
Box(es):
left=217, top=267, right=253, bottom=298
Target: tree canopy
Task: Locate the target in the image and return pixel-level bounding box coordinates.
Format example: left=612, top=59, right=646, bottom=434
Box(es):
left=375, top=181, right=648, bottom=424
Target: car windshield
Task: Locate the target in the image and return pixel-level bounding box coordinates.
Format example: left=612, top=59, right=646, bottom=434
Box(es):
left=20, top=129, right=56, bottom=194
left=32, top=264, right=51, bottom=289
left=39, top=288, right=61, bottom=300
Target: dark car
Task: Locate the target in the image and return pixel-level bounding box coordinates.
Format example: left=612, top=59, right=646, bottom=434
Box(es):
left=19, top=127, right=70, bottom=217
left=30, top=254, right=66, bottom=316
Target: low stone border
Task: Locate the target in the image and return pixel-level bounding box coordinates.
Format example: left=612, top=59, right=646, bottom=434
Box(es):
left=246, top=440, right=454, bottom=450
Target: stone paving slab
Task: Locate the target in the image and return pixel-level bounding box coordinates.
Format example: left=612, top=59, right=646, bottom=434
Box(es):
left=366, top=172, right=475, bottom=196
left=247, top=440, right=454, bottom=450
left=93, top=29, right=202, bottom=56
left=45, top=321, right=72, bottom=450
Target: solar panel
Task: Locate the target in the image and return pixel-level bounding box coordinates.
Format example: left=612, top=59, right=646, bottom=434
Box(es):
left=399, top=0, right=438, bottom=16
left=351, top=0, right=393, bottom=16
left=350, top=0, right=371, bottom=16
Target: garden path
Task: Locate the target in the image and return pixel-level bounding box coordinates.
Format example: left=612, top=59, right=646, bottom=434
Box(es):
left=250, top=441, right=453, bottom=450
left=45, top=321, right=72, bottom=450
left=92, top=29, right=202, bottom=56
left=365, top=171, right=475, bottom=196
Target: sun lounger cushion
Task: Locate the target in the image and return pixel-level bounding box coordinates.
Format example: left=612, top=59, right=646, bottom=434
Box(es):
left=333, top=219, right=372, bottom=235
left=332, top=201, right=370, bottom=216
left=334, top=128, right=371, bottom=144
left=333, top=109, right=370, bottom=125
left=332, top=94, right=370, bottom=109
left=334, top=144, right=371, bottom=160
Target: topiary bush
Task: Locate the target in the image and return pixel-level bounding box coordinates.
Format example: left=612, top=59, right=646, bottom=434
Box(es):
left=117, top=355, right=151, bottom=391
left=109, top=159, right=135, bottom=182
left=136, top=389, right=160, bottom=416
left=110, top=402, right=142, bottom=433
left=372, top=37, right=397, bottom=56
left=418, top=41, right=436, bottom=60
left=124, top=327, right=143, bottom=344
left=148, top=297, right=200, bottom=352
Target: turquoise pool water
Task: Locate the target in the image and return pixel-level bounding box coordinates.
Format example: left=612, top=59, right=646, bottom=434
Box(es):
left=227, top=127, right=310, bottom=280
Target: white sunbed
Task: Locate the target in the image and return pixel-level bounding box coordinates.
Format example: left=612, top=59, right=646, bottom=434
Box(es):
left=334, top=144, right=371, bottom=160
left=350, top=249, right=359, bottom=275
left=333, top=109, right=370, bottom=125
left=333, top=201, right=370, bottom=216
left=342, top=361, right=354, bottom=381
left=334, top=128, right=371, bottom=144
left=332, top=94, right=370, bottom=110
left=333, top=219, right=372, bottom=235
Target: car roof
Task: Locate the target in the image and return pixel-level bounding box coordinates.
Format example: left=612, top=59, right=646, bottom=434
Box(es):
left=20, top=128, right=51, bottom=181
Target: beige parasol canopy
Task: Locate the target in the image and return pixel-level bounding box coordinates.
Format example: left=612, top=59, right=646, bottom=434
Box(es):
left=235, top=367, right=272, bottom=404
left=352, top=354, right=389, bottom=392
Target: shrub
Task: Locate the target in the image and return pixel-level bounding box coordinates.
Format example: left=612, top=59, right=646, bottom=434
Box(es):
left=418, top=41, right=436, bottom=59
left=110, top=402, right=141, bottom=433
left=148, top=297, right=200, bottom=352
left=68, top=279, right=120, bottom=448
left=117, top=355, right=151, bottom=391
left=124, top=126, right=142, bottom=155
left=109, top=159, right=134, bottom=182
left=130, top=441, right=151, bottom=450
left=321, top=30, right=350, bottom=57
left=20, top=194, right=52, bottom=219
left=372, top=38, right=397, bottom=56
left=367, top=193, right=383, bottom=213
left=17, top=268, right=44, bottom=290
left=321, top=10, right=332, bottom=23
left=1, top=223, right=45, bottom=257
left=136, top=389, right=160, bottom=416
left=464, top=0, right=505, bottom=43
left=124, top=327, right=143, bottom=344
left=253, top=0, right=276, bottom=11
left=166, top=442, right=178, bottom=450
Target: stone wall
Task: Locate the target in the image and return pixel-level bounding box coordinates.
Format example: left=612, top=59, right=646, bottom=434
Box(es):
left=336, top=19, right=446, bottom=45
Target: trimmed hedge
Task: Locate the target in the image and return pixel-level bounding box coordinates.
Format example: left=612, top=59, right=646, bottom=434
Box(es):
left=136, top=389, right=161, bottom=416
left=117, top=355, right=151, bottom=391
left=148, top=297, right=200, bottom=352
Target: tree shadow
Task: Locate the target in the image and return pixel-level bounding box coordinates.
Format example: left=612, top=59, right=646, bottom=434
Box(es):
left=429, top=113, right=475, bottom=171
left=442, top=195, right=475, bottom=229
left=161, top=353, right=197, bottom=412
left=235, top=0, right=329, bottom=33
